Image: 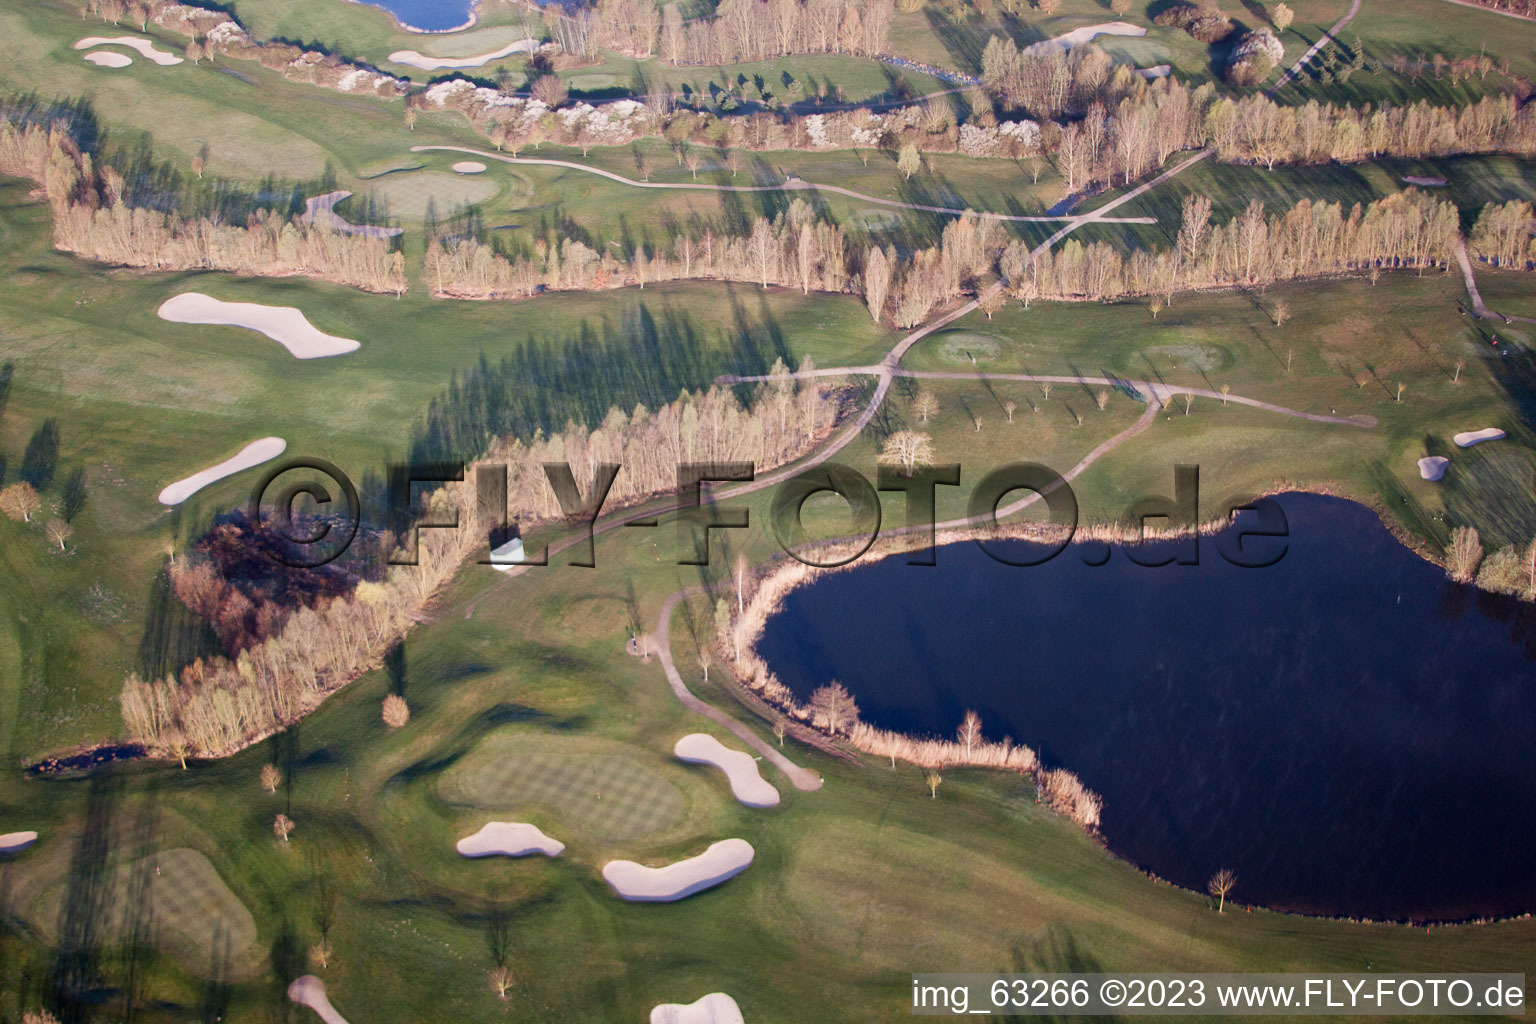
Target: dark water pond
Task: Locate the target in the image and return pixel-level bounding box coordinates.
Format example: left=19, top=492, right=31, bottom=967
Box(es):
left=757, top=494, right=1536, bottom=921
left=347, top=0, right=477, bottom=32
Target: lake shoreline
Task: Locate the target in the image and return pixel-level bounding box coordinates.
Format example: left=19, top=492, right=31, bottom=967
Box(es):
left=725, top=489, right=1536, bottom=926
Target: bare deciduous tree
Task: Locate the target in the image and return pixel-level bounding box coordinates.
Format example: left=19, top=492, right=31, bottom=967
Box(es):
left=0, top=482, right=40, bottom=522
left=957, top=710, right=982, bottom=756
left=1446, top=525, right=1483, bottom=582
left=490, top=966, right=516, bottom=999
left=46, top=518, right=72, bottom=550
left=1208, top=868, right=1236, bottom=912
left=897, top=142, right=921, bottom=179
left=308, top=940, right=332, bottom=969
left=530, top=74, right=569, bottom=109
left=979, top=289, right=1004, bottom=320
left=925, top=769, right=943, bottom=798
left=382, top=694, right=410, bottom=728
left=260, top=763, right=282, bottom=793
left=878, top=430, right=935, bottom=477
left=1004, top=400, right=1018, bottom=422
left=913, top=389, right=938, bottom=422
left=773, top=721, right=786, bottom=747
left=274, top=813, right=295, bottom=842
left=1271, top=298, right=1290, bottom=327
left=808, top=682, right=859, bottom=735
left=1095, top=389, right=1110, bottom=411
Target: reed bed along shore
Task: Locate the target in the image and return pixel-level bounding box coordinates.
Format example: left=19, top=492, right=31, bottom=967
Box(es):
left=713, top=478, right=1529, bottom=832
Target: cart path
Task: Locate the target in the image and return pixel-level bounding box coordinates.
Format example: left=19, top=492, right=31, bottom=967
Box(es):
left=409, top=145, right=1158, bottom=224
left=1455, top=238, right=1536, bottom=325
left=1272, top=0, right=1365, bottom=92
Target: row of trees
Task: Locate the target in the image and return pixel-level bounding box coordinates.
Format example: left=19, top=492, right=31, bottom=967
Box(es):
left=0, top=118, right=406, bottom=293
left=481, top=369, right=840, bottom=523
left=120, top=377, right=842, bottom=756
left=427, top=201, right=1003, bottom=330
left=565, top=0, right=895, bottom=63
left=999, top=190, right=1464, bottom=303
left=427, top=201, right=850, bottom=299
left=1469, top=200, right=1536, bottom=267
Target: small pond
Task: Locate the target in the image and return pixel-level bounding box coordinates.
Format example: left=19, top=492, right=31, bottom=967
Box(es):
left=757, top=493, right=1536, bottom=921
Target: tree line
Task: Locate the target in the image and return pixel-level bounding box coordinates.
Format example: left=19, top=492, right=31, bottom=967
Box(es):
left=424, top=200, right=1003, bottom=330
left=121, top=379, right=841, bottom=759
left=545, top=0, right=894, bottom=63
left=1001, top=189, right=1464, bottom=304
left=0, top=116, right=406, bottom=293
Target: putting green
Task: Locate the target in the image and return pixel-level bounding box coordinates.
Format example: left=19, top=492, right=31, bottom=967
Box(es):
left=366, top=171, right=501, bottom=220
left=1133, top=342, right=1233, bottom=373
left=25, top=847, right=259, bottom=978
left=441, top=735, right=686, bottom=841
left=935, top=331, right=1005, bottom=364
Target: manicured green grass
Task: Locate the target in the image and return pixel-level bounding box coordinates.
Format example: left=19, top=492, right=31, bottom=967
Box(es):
left=440, top=735, right=687, bottom=840
left=3, top=7, right=1536, bottom=1020
left=0, top=174, right=894, bottom=754
left=1096, top=154, right=1536, bottom=243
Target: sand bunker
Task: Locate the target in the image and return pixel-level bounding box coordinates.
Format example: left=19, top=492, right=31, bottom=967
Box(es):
left=74, top=35, right=183, bottom=65
left=651, top=993, right=746, bottom=1024
left=1418, top=456, right=1450, bottom=481
left=158, top=437, right=287, bottom=506
left=288, top=976, right=350, bottom=1024
left=1028, top=21, right=1145, bottom=52
left=300, top=190, right=402, bottom=239
left=452, top=161, right=488, bottom=174
left=388, top=38, right=537, bottom=70
left=158, top=292, right=361, bottom=359
left=603, top=839, right=754, bottom=902
left=1136, top=64, right=1172, bottom=78
left=457, top=821, right=564, bottom=858
left=84, top=51, right=132, bottom=67
left=1454, top=428, right=1506, bottom=447
left=674, top=734, right=779, bottom=808
left=1403, top=175, right=1449, bottom=187
left=488, top=536, right=526, bottom=570
left=0, top=831, right=38, bottom=854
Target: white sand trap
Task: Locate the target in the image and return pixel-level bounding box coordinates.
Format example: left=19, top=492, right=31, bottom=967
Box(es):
left=1418, top=456, right=1450, bottom=481
left=158, top=437, right=286, bottom=506
left=158, top=292, right=361, bottom=359
left=84, top=51, right=132, bottom=67
left=651, top=993, right=746, bottom=1024
left=74, top=35, right=183, bottom=65
left=388, top=38, right=537, bottom=70
left=488, top=536, right=526, bottom=571
left=0, top=831, right=38, bottom=854
left=602, top=839, right=754, bottom=902
left=1454, top=428, right=1506, bottom=447
left=1028, top=21, right=1145, bottom=52
left=674, top=734, right=779, bottom=808
left=1403, top=175, right=1449, bottom=187
left=1136, top=64, right=1172, bottom=78
left=300, top=190, right=403, bottom=240
left=452, top=161, right=488, bottom=174
left=457, top=821, right=564, bottom=858
left=288, top=976, right=350, bottom=1024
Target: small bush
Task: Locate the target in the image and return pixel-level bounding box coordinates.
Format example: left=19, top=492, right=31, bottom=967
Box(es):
left=382, top=694, right=410, bottom=729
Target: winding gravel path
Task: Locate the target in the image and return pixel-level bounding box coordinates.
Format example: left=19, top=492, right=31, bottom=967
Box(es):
left=1455, top=238, right=1536, bottom=325
left=409, top=145, right=1156, bottom=224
